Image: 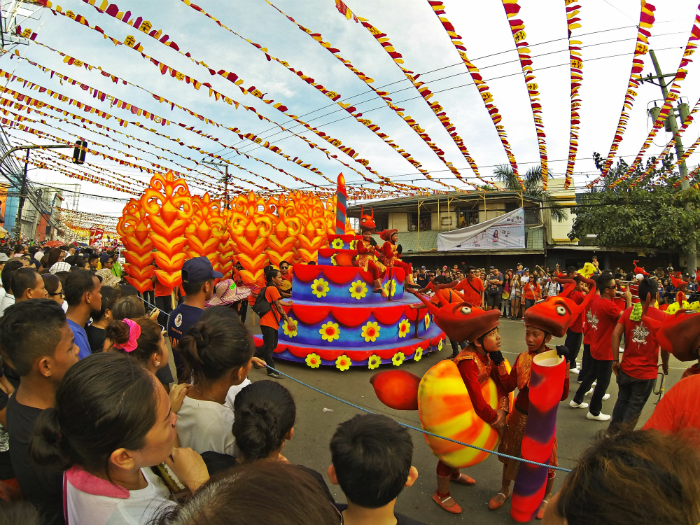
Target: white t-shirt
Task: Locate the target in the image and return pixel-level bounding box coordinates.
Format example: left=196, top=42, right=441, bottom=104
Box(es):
left=225, top=379, right=251, bottom=410
left=65, top=465, right=175, bottom=525
left=177, top=396, right=236, bottom=455
left=0, top=294, right=14, bottom=316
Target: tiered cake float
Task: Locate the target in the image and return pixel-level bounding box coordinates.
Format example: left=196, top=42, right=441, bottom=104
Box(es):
left=254, top=233, right=446, bottom=370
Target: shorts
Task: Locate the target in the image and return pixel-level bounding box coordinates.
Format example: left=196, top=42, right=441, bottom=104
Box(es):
left=485, top=293, right=501, bottom=308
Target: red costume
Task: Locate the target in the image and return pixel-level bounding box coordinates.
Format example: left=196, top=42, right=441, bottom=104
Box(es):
left=355, top=238, right=381, bottom=281
left=378, top=229, right=412, bottom=276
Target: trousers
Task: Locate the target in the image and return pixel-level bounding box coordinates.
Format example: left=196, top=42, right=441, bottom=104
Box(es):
left=574, top=357, right=612, bottom=416
left=564, top=329, right=583, bottom=371
left=259, top=325, right=279, bottom=372
left=609, top=370, right=655, bottom=432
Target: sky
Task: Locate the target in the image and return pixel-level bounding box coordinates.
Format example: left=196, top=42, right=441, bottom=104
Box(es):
left=2, top=0, right=700, bottom=223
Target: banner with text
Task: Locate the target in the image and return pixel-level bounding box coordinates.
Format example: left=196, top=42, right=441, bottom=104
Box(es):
left=437, top=208, right=525, bottom=251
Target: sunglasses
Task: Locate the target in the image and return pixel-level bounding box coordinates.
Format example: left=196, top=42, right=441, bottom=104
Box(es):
left=50, top=291, right=64, bottom=298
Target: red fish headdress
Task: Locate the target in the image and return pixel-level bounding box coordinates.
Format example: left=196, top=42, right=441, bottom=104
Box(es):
left=642, top=309, right=700, bottom=362
left=416, top=293, right=501, bottom=343
left=671, top=272, right=688, bottom=290
left=633, top=260, right=650, bottom=277
left=378, top=229, right=398, bottom=242
left=359, top=206, right=376, bottom=232
left=524, top=277, right=597, bottom=338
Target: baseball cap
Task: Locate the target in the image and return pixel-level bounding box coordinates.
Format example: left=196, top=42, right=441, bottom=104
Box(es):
left=489, top=265, right=495, bottom=270
left=99, top=253, right=111, bottom=265
left=0, top=253, right=8, bottom=263
left=182, top=256, right=223, bottom=282
left=636, top=273, right=644, bottom=281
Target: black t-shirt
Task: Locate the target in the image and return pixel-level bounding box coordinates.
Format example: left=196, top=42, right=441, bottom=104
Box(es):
left=7, top=394, right=64, bottom=524
left=486, top=272, right=504, bottom=295
left=167, top=304, right=204, bottom=346
left=416, top=274, right=429, bottom=288
left=86, top=324, right=106, bottom=354
left=335, top=503, right=426, bottom=525
left=0, top=388, right=13, bottom=480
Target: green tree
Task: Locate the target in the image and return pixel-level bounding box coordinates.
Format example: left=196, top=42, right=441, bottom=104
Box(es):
left=493, top=164, right=568, bottom=222
left=568, top=152, right=700, bottom=253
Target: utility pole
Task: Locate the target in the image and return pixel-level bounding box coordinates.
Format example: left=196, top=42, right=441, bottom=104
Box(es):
left=644, top=49, right=696, bottom=271
left=201, top=159, right=230, bottom=209
left=14, top=148, right=29, bottom=241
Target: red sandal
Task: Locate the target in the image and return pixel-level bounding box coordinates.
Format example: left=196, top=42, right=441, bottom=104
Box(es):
left=432, top=492, right=462, bottom=514
left=488, top=489, right=510, bottom=510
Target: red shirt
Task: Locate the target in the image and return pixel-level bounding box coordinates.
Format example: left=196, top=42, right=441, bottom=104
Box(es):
left=619, top=306, right=667, bottom=380
left=454, top=278, right=484, bottom=306
left=588, top=296, right=622, bottom=361
left=457, top=354, right=506, bottom=425
left=524, top=282, right=540, bottom=300
left=582, top=293, right=599, bottom=345
left=569, top=290, right=586, bottom=333
left=643, top=374, right=700, bottom=434
left=154, top=279, right=173, bottom=298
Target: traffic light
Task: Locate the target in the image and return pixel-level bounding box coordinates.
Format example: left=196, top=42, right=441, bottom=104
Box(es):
left=72, top=140, right=87, bottom=165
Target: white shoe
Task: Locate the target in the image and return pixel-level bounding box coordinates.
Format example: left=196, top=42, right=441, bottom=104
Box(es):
left=587, top=412, right=611, bottom=421
left=592, top=381, right=597, bottom=387
left=569, top=368, right=580, bottom=375
left=585, top=388, right=594, bottom=396
left=570, top=400, right=589, bottom=409
left=602, top=394, right=611, bottom=401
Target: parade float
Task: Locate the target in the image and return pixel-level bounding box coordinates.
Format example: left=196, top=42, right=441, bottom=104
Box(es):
left=118, top=170, right=445, bottom=370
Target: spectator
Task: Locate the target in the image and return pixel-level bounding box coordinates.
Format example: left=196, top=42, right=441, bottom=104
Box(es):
left=29, top=352, right=209, bottom=525
left=11, top=268, right=47, bottom=302
left=152, top=461, right=340, bottom=525
left=85, top=286, right=119, bottom=353
left=42, top=274, right=64, bottom=308
left=329, top=414, right=423, bottom=525
left=543, top=430, right=700, bottom=525
left=416, top=266, right=429, bottom=288
left=46, top=248, right=64, bottom=272
left=257, top=268, right=294, bottom=379
left=523, top=272, right=540, bottom=314
left=0, top=260, right=22, bottom=316
left=87, top=253, right=99, bottom=271
left=112, top=295, right=147, bottom=320
left=176, top=311, right=255, bottom=455
left=65, top=269, right=102, bottom=360
left=509, top=273, right=521, bottom=320
left=1, top=299, right=79, bottom=524
left=95, top=254, right=120, bottom=288
left=105, top=317, right=169, bottom=377
left=167, top=257, right=222, bottom=379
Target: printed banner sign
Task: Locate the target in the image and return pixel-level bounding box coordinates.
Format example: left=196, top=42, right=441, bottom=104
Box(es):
left=437, top=208, right=525, bottom=251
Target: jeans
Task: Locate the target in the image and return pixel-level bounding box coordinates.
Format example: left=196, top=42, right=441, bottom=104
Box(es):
left=449, top=339, right=467, bottom=357
left=579, top=344, right=592, bottom=381
left=259, top=325, right=279, bottom=372
left=609, top=371, right=655, bottom=432
left=574, top=358, right=613, bottom=416
left=564, top=329, right=583, bottom=370
left=524, top=298, right=535, bottom=311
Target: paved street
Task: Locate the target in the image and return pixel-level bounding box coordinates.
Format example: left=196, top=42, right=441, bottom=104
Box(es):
left=242, top=315, right=686, bottom=525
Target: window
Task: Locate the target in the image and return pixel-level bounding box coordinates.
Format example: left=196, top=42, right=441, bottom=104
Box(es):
left=409, top=212, right=431, bottom=231
left=504, top=201, right=520, bottom=213
left=458, top=209, right=479, bottom=228
left=524, top=207, right=540, bottom=225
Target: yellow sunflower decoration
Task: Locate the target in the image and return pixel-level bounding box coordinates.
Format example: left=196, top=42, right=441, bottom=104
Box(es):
left=438, top=339, right=444, bottom=351
left=424, top=314, right=431, bottom=330
left=311, top=278, right=330, bottom=298
left=398, top=319, right=411, bottom=339
left=320, top=321, right=341, bottom=342
left=383, top=279, right=397, bottom=297
left=331, top=254, right=338, bottom=266
left=361, top=322, right=381, bottom=342
left=331, top=238, right=344, bottom=249
left=368, top=355, right=382, bottom=370
left=392, top=352, right=406, bottom=366
left=349, top=240, right=357, bottom=249
left=349, top=280, right=368, bottom=300
left=282, top=318, right=298, bottom=338
left=305, top=353, right=321, bottom=368
left=336, top=354, right=352, bottom=371
left=414, top=346, right=424, bottom=362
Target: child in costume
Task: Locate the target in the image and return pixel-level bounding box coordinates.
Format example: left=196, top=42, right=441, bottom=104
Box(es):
left=353, top=211, right=387, bottom=298
left=490, top=288, right=591, bottom=518
left=432, top=308, right=511, bottom=514
left=377, top=229, right=419, bottom=290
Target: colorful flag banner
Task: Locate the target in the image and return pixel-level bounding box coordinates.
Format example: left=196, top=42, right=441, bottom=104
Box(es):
left=564, top=0, right=583, bottom=189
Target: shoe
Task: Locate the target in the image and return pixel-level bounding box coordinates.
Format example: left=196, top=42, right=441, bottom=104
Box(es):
left=587, top=412, right=611, bottom=421
left=405, top=283, right=421, bottom=289
left=569, top=400, right=589, bottom=409
left=569, top=368, right=579, bottom=375
left=585, top=388, right=594, bottom=396
left=267, top=371, right=282, bottom=379
left=488, top=490, right=510, bottom=510
left=432, top=493, right=462, bottom=514
left=602, top=393, right=611, bottom=401
left=450, top=472, right=476, bottom=485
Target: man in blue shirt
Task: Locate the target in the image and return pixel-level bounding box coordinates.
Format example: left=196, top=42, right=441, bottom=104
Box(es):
left=168, top=257, right=221, bottom=378
left=65, top=269, right=102, bottom=360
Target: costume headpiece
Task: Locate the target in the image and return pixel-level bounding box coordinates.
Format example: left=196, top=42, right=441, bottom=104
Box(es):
left=379, top=229, right=398, bottom=242
left=359, top=206, right=376, bottom=231
left=416, top=293, right=501, bottom=343
left=671, top=272, right=688, bottom=290
left=642, top=309, right=700, bottom=362
left=524, top=276, right=597, bottom=338
left=633, top=260, right=650, bottom=276
left=114, top=318, right=140, bottom=353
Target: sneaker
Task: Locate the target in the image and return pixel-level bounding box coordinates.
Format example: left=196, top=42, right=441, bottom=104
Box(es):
left=569, top=400, right=589, bottom=409
left=602, top=393, right=611, bottom=401
left=569, top=368, right=580, bottom=375
left=585, top=388, right=594, bottom=396
left=587, top=412, right=611, bottom=421
left=267, top=371, right=283, bottom=379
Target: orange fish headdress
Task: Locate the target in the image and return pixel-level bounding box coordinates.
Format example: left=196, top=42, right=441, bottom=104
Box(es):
left=415, top=292, right=501, bottom=343
left=633, top=260, right=650, bottom=277
left=523, top=277, right=597, bottom=337
left=359, top=205, right=376, bottom=232
left=642, top=308, right=700, bottom=363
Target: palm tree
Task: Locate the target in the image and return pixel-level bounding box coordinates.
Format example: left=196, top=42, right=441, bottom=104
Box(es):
left=493, top=165, right=568, bottom=222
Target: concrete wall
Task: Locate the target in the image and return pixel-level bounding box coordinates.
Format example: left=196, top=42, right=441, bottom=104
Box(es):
left=430, top=211, right=457, bottom=231
left=388, top=212, right=408, bottom=232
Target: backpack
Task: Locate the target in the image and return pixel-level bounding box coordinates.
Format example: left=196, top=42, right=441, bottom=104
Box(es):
left=252, top=286, right=278, bottom=322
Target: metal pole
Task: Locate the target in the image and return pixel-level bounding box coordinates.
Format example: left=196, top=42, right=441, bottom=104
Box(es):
left=650, top=49, right=695, bottom=271
left=224, top=164, right=230, bottom=209
left=14, top=148, right=29, bottom=241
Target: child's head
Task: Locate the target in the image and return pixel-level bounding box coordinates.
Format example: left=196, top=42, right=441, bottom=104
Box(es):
left=29, top=352, right=176, bottom=476
left=178, top=312, right=254, bottom=387
left=329, top=414, right=417, bottom=509
left=92, top=285, right=120, bottom=323
left=525, top=325, right=551, bottom=352
left=0, top=299, right=77, bottom=381
left=153, top=461, right=340, bottom=525
left=105, top=317, right=168, bottom=371
left=112, top=295, right=146, bottom=321
left=475, top=327, right=501, bottom=353
left=232, top=381, right=295, bottom=463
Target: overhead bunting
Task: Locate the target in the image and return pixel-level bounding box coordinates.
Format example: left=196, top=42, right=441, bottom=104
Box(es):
left=335, top=0, right=495, bottom=190
left=426, top=0, right=523, bottom=189
left=564, top=0, right=583, bottom=189
left=614, top=6, right=700, bottom=186
left=182, top=0, right=464, bottom=192
left=592, top=1, right=656, bottom=182
left=501, top=0, right=549, bottom=189
left=26, top=3, right=393, bottom=192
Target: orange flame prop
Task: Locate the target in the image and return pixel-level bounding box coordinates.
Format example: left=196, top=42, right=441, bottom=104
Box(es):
left=185, top=193, right=226, bottom=269
left=117, top=198, right=153, bottom=293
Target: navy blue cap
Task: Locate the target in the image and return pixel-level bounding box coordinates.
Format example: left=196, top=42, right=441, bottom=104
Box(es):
left=182, top=256, right=223, bottom=282
left=99, top=253, right=111, bottom=265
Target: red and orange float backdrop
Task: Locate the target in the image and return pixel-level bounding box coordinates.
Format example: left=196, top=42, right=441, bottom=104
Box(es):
left=117, top=170, right=350, bottom=292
